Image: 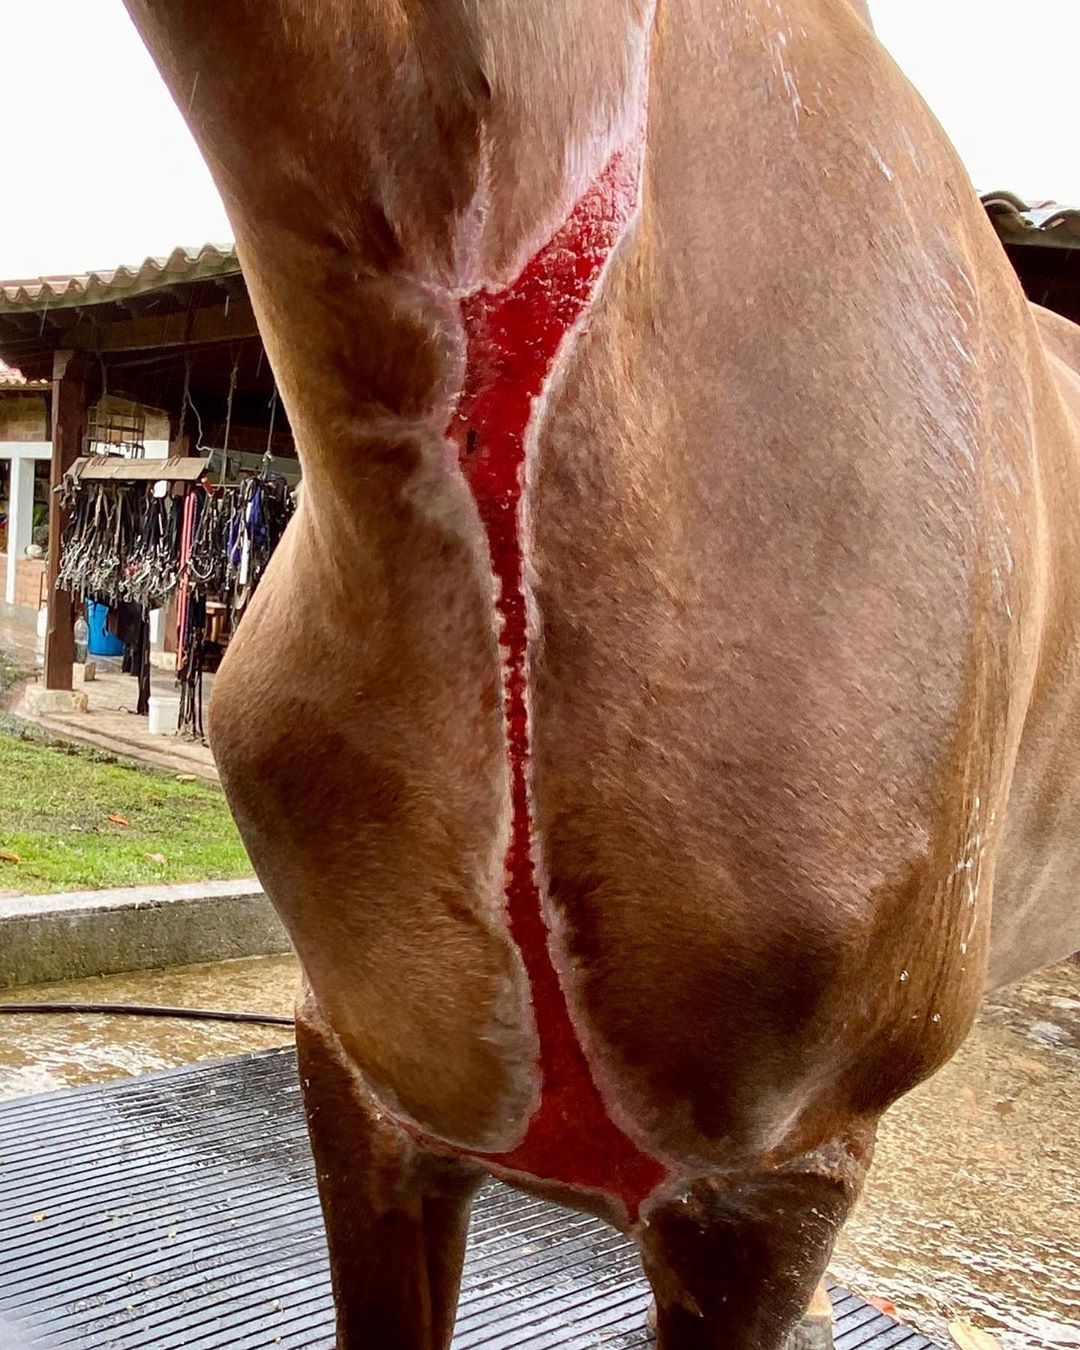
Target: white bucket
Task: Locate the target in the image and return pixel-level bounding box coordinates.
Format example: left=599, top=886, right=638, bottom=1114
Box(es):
left=147, top=693, right=181, bottom=736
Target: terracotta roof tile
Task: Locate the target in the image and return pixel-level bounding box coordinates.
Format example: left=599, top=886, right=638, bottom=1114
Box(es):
left=0, top=243, right=240, bottom=313
left=981, top=191, right=1080, bottom=244
left=0, top=357, right=49, bottom=391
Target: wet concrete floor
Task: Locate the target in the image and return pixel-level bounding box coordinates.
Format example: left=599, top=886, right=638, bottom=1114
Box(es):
left=0, top=954, right=1076, bottom=1349
left=833, top=959, right=1079, bottom=1350
left=0, top=954, right=296, bottom=1098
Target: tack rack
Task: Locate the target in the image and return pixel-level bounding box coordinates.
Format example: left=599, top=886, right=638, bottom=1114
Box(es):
left=57, top=456, right=294, bottom=738
left=58, top=456, right=209, bottom=720
left=175, top=469, right=296, bottom=740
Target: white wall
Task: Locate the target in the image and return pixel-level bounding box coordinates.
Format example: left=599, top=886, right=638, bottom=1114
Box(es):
left=1, top=440, right=51, bottom=606
left=2, top=438, right=172, bottom=620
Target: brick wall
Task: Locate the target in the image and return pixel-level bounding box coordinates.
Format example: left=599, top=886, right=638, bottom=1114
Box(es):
left=13, top=557, right=45, bottom=609
left=0, top=395, right=48, bottom=441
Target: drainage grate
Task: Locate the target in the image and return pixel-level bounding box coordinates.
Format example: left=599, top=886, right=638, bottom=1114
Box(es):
left=0, top=1049, right=942, bottom=1349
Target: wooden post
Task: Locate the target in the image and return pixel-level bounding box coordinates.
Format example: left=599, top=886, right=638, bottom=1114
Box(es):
left=44, top=350, right=90, bottom=691
left=162, top=417, right=194, bottom=655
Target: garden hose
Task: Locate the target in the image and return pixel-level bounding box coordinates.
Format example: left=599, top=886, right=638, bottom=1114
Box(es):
left=0, top=1002, right=294, bottom=1027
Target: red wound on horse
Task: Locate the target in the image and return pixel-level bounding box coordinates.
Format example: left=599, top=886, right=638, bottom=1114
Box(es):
left=446, top=145, right=667, bottom=1219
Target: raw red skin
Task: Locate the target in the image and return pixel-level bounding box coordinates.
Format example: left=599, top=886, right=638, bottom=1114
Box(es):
left=442, top=144, right=668, bottom=1221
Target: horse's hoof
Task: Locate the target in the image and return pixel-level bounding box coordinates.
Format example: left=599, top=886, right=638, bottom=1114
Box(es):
left=785, top=1318, right=834, bottom=1350
left=645, top=1288, right=832, bottom=1346
left=785, top=1285, right=834, bottom=1349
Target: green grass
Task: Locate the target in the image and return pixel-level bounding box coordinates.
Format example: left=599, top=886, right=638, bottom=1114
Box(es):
left=0, top=652, right=24, bottom=696
left=0, top=730, right=252, bottom=894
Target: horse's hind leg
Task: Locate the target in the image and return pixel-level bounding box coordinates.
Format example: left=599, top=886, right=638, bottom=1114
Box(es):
left=638, top=1141, right=871, bottom=1350
left=296, top=993, right=483, bottom=1350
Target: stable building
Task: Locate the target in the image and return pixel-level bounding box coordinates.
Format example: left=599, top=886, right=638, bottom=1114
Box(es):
left=0, top=245, right=296, bottom=706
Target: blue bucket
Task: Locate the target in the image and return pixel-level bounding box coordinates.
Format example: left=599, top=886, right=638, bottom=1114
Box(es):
left=86, top=602, right=125, bottom=657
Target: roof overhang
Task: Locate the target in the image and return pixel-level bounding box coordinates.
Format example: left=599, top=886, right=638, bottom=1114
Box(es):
left=0, top=245, right=241, bottom=314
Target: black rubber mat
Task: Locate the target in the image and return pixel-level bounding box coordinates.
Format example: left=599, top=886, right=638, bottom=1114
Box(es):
left=0, top=1049, right=942, bottom=1349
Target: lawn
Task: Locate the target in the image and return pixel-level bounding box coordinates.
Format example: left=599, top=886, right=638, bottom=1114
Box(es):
left=0, top=728, right=252, bottom=894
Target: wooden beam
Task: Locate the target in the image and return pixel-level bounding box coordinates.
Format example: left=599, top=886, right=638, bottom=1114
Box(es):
left=44, top=350, right=91, bottom=691
left=68, top=454, right=208, bottom=483
left=47, top=298, right=260, bottom=353
left=1, top=312, right=49, bottom=335
left=993, top=227, right=1080, bottom=253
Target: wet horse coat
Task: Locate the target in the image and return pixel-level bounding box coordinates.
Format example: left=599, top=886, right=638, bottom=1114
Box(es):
left=124, top=1, right=1080, bottom=1346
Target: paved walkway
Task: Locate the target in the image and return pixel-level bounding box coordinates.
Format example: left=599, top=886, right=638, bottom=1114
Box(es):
left=1, top=612, right=218, bottom=781
left=0, top=612, right=44, bottom=672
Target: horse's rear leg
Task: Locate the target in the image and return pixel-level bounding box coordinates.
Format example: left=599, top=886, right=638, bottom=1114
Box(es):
left=296, top=993, right=483, bottom=1350
left=638, top=1141, right=871, bottom=1350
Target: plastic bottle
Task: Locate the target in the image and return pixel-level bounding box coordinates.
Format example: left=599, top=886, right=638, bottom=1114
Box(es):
left=74, top=614, right=89, bottom=664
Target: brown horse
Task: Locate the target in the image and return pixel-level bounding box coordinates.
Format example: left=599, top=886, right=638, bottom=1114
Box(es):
left=123, top=1, right=1080, bottom=1346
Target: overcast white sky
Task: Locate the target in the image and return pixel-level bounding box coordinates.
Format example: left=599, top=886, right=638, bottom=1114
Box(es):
left=0, top=1, right=1075, bottom=280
